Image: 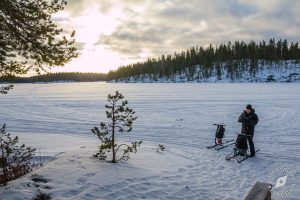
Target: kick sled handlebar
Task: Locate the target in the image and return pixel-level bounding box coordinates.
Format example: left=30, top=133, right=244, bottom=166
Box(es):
left=213, top=123, right=225, bottom=126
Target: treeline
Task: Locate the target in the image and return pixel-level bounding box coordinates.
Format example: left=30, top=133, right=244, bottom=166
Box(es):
left=107, top=38, right=300, bottom=81
left=0, top=72, right=106, bottom=83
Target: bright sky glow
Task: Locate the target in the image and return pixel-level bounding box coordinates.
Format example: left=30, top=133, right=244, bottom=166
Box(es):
left=50, top=0, right=300, bottom=73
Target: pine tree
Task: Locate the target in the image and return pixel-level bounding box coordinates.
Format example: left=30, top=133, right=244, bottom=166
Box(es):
left=282, top=39, right=289, bottom=60
left=0, top=0, right=77, bottom=77
left=0, top=124, right=36, bottom=186
left=91, top=91, right=142, bottom=163
left=290, top=42, right=299, bottom=61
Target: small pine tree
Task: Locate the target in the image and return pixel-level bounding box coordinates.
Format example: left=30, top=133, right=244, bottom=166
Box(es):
left=0, top=124, right=36, bottom=186
left=91, top=91, right=142, bottom=163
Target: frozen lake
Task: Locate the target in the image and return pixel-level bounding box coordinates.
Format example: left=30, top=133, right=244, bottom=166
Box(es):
left=1, top=82, right=300, bottom=199
left=1, top=82, right=300, bottom=156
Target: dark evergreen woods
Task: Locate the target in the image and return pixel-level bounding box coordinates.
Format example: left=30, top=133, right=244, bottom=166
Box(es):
left=1, top=72, right=106, bottom=83
left=106, top=39, right=300, bottom=81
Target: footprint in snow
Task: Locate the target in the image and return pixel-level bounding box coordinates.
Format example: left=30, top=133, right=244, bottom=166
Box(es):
left=85, top=172, right=96, bottom=177
left=77, top=177, right=88, bottom=184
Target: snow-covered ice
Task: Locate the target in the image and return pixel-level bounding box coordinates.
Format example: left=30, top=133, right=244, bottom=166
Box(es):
left=0, top=82, right=300, bottom=199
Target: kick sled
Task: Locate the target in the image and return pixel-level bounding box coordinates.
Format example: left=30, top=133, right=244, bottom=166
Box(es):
left=206, top=123, right=235, bottom=150
left=226, top=133, right=259, bottom=163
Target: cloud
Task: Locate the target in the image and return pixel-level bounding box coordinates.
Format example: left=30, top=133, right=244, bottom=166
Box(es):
left=75, top=42, right=86, bottom=51
left=64, top=0, right=91, bottom=16
left=95, top=0, right=300, bottom=60
left=98, top=20, right=169, bottom=55
left=54, top=0, right=300, bottom=72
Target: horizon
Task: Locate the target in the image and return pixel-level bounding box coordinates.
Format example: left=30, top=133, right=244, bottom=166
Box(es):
left=49, top=0, right=300, bottom=74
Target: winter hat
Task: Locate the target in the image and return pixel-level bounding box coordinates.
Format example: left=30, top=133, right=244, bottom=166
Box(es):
left=246, top=104, right=252, bottom=110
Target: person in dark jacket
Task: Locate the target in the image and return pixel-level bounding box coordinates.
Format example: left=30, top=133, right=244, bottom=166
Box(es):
left=238, top=104, right=259, bottom=156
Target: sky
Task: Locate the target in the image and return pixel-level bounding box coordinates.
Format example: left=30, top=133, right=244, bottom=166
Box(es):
left=51, top=0, right=300, bottom=73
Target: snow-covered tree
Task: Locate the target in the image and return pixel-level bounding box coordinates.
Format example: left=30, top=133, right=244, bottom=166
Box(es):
left=92, top=91, right=142, bottom=163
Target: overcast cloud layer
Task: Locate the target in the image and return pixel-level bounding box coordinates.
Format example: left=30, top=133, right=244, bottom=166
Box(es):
left=53, top=0, right=300, bottom=72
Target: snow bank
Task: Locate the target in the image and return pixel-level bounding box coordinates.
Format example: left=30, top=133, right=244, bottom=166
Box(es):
left=2, top=139, right=299, bottom=200
left=0, top=142, right=195, bottom=200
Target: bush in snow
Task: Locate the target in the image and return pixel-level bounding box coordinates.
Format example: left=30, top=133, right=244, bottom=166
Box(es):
left=0, top=85, right=13, bottom=94
left=156, top=144, right=166, bottom=152
left=32, top=190, right=52, bottom=200
left=0, top=124, right=36, bottom=186
left=92, top=91, right=142, bottom=163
